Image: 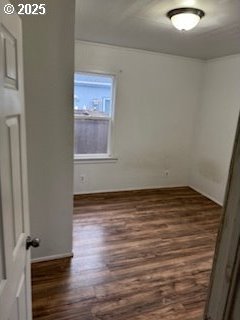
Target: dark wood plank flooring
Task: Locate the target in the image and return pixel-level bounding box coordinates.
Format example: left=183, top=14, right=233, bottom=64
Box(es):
left=32, top=187, right=221, bottom=320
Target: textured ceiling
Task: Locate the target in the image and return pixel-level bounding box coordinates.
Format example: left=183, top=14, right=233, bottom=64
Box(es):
left=75, top=0, right=240, bottom=59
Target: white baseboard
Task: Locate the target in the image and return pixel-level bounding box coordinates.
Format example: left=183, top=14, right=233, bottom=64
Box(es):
left=31, top=252, right=73, bottom=263
left=189, top=185, right=223, bottom=206
left=74, top=184, right=187, bottom=195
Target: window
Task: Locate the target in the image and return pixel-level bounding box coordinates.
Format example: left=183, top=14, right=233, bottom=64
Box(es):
left=74, top=72, right=115, bottom=159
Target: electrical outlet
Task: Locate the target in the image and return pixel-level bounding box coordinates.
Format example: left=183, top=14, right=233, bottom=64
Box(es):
left=79, top=175, right=86, bottom=183
left=164, top=170, right=169, bottom=177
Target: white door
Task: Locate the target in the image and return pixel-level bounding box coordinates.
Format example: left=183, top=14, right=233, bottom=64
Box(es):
left=0, top=2, right=33, bottom=320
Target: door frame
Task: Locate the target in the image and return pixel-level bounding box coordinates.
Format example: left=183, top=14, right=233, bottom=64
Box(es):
left=204, top=113, right=240, bottom=320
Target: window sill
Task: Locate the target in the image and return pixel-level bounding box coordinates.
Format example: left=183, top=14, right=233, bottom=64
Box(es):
left=74, top=157, right=118, bottom=164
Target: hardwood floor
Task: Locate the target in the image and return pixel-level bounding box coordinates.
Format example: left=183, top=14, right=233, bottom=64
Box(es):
left=32, top=187, right=221, bottom=320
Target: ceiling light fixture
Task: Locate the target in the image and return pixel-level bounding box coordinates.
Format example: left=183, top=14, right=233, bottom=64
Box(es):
left=167, top=8, right=205, bottom=31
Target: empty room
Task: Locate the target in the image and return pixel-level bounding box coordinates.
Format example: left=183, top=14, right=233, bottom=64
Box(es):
left=1, top=1, right=240, bottom=320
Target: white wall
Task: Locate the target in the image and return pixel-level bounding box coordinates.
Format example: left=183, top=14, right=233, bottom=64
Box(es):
left=18, top=0, right=75, bottom=259
left=74, top=41, right=204, bottom=194
left=190, top=55, right=240, bottom=205
left=17, top=19, right=240, bottom=258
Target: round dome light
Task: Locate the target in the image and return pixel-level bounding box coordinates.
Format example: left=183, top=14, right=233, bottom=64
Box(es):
left=167, top=8, right=205, bottom=31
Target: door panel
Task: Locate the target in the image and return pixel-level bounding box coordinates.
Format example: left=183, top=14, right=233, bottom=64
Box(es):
left=1, top=24, right=18, bottom=89
left=7, top=116, right=24, bottom=246
left=0, top=1, right=32, bottom=320
left=17, top=274, right=28, bottom=320
left=10, top=273, right=28, bottom=320
left=0, top=198, right=6, bottom=283
left=9, top=301, right=18, bottom=320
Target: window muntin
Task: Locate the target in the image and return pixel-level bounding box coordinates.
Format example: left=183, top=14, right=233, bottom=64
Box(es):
left=74, top=72, right=115, bottom=158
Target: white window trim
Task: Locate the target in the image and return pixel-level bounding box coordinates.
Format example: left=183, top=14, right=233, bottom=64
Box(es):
left=74, top=155, right=118, bottom=164
left=74, top=114, right=111, bottom=121
left=74, top=70, right=117, bottom=161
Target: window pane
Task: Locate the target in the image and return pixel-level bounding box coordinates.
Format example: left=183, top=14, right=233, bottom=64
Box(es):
left=74, top=72, right=114, bottom=156
left=74, top=118, right=109, bottom=154
left=74, top=73, right=113, bottom=117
